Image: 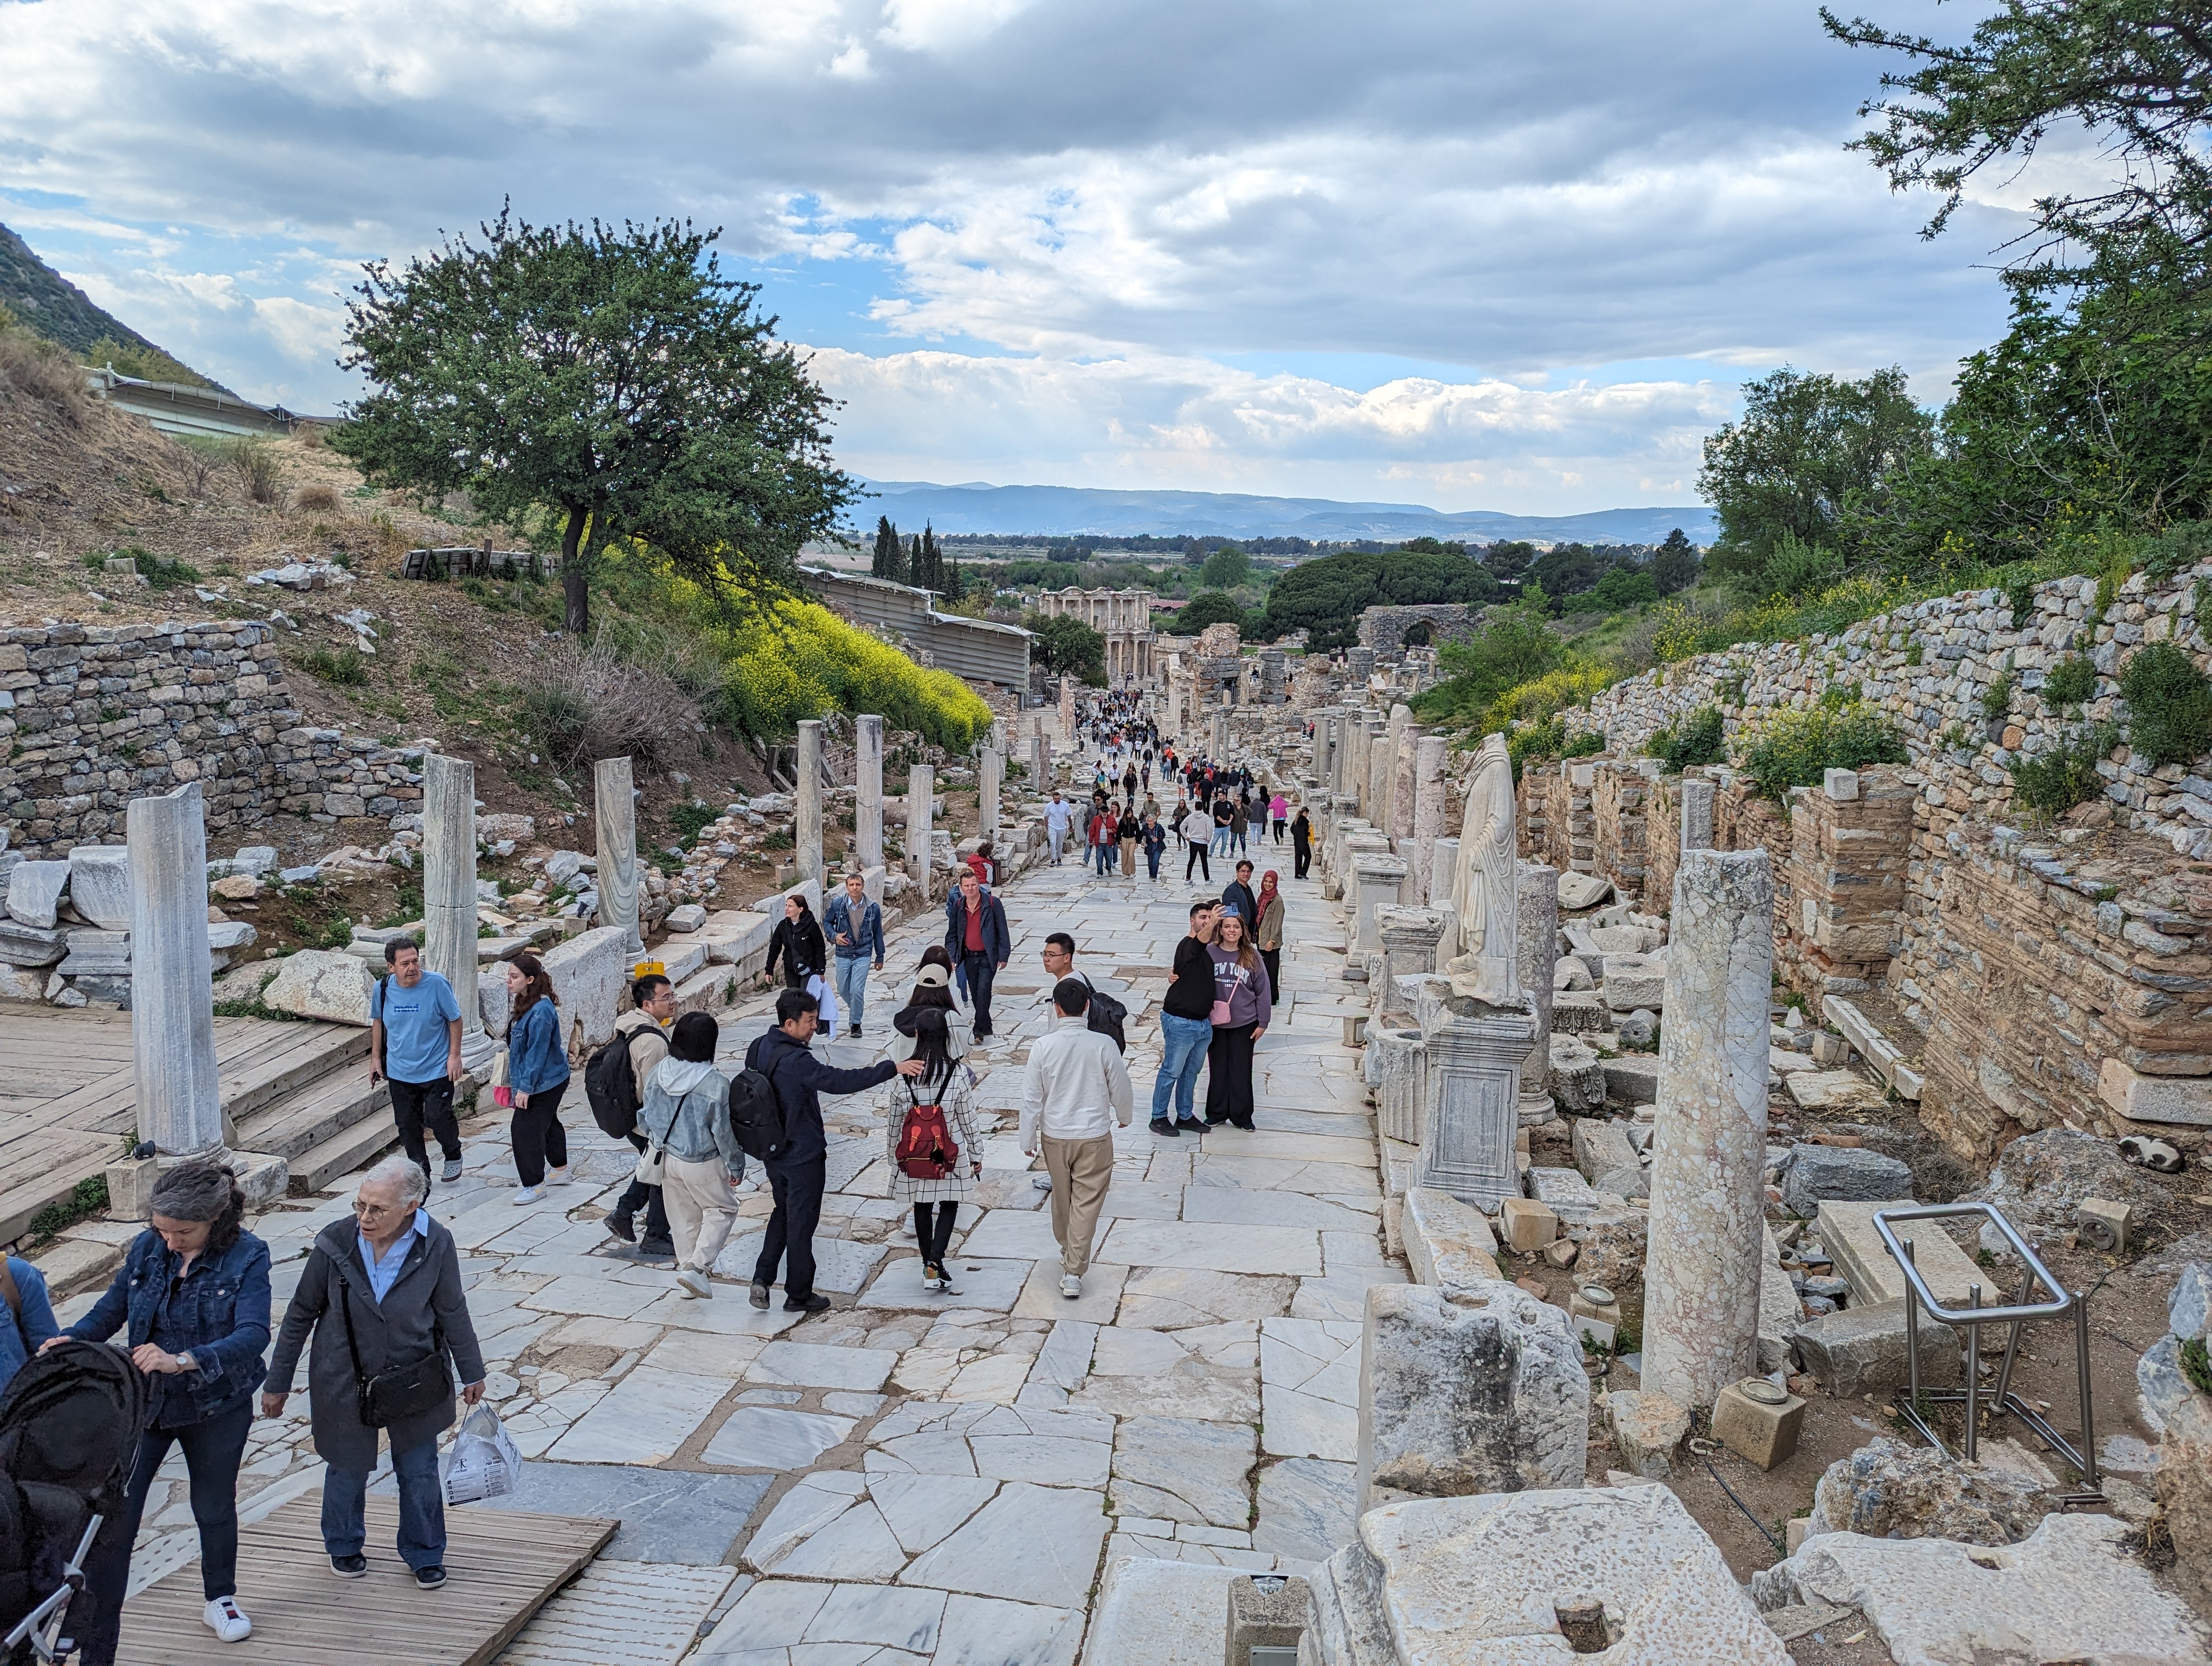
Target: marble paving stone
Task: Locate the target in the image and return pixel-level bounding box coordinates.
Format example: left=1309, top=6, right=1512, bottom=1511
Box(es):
left=1251, top=1108, right=1375, bottom=1138
left=867, top=1472, right=1002, bottom=1555
left=1028, top=1320, right=1099, bottom=1392
left=1090, top=1328, right=1195, bottom=1376
left=770, top=1494, right=908, bottom=1581
left=642, top=1330, right=767, bottom=1378
left=955, top=1209, right=1066, bottom=1261
left=1289, top=1268, right=1407, bottom=1323
left=861, top=1257, right=1033, bottom=1314
left=1012, top=1260, right=1127, bottom=1322
left=1195, top=1129, right=1375, bottom=1166
left=633, top=1291, right=805, bottom=1337
left=518, top=1274, right=667, bottom=1322
left=700, top=1579, right=945, bottom=1657
left=1187, top=1156, right=1380, bottom=1197
left=1322, top=1229, right=1384, bottom=1270
left=749, top=1339, right=900, bottom=1392
left=1098, top=1219, right=1322, bottom=1277
left=713, top=1230, right=885, bottom=1295
left=1091, top=1183, right=1187, bottom=1222
left=543, top=1369, right=732, bottom=1465
left=1178, top=1188, right=1374, bottom=1233
left=1251, top=1457, right=1357, bottom=1565
left=930, top=1593, right=1083, bottom=1666
left=1109, top=1416, right=1258, bottom=1528
left=1116, top=1268, right=1297, bottom=1330
left=899, top=1481, right=1111, bottom=1609
left=1102, top=1531, right=1278, bottom=1573
left=458, top=1462, right=770, bottom=1566
left=942, top=1353, right=1034, bottom=1405
left=702, top=1406, right=857, bottom=1470
left=864, top=1402, right=1114, bottom=1488
left=1069, top=1367, right=1261, bottom=1426
left=744, top=1471, right=868, bottom=1571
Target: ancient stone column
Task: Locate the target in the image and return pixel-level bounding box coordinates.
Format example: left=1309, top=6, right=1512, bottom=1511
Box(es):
left=1411, top=735, right=1448, bottom=904
left=1059, top=675, right=1075, bottom=744
left=856, top=714, right=885, bottom=870
left=1315, top=712, right=1338, bottom=790
left=980, top=746, right=1003, bottom=837
left=1385, top=706, right=1414, bottom=840
left=1350, top=851, right=1409, bottom=959
left=423, top=753, right=495, bottom=1075
left=795, top=720, right=825, bottom=888
left=1643, top=848, right=1775, bottom=1412
left=593, top=756, right=643, bottom=958
left=1366, top=717, right=1392, bottom=825
left=1516, top=860, right=1560, bottom=1124
left=907, top=764, right=936, bottom=901
left=130, top=783, right=222, bottom=1156
left=1680, top=774, right=1716, bottom=853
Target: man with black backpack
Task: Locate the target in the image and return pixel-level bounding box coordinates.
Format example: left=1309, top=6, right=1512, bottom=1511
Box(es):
left=1039, top=932, right=1127, bottom=1053
left=742, top=989, right=925, bottom=1314
left=586, top=974, right=679, bottom=1260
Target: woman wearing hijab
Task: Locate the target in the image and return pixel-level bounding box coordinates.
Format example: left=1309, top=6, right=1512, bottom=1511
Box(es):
left=638, top=1011, right=745, bottom=1300
left=1253, top=870, right=1285, bottom=1004
left=504, top=952, right=570, bottom=1203
left=766, top=894, right=827, bottom=992
left=1203, top=909, right=1273, bottom=1131
left=59, top=1161, right=271, bottom=1657
left=883, top=983, right=985, bottom=1293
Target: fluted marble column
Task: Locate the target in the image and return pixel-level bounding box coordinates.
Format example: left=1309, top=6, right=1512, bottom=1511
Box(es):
left=424, top=754, right=495, bottom=1074
left=129, top=783, right=222, bottom=1155
left=1410, top=734, right=1448, bottom=905
left=594, top=755, right=642, bottom=958
left=856, top=715, right=885, bottom=870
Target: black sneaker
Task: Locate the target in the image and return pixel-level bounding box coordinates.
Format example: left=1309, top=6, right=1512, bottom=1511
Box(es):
left=602, top=1212, right=636, bottom=1245
left=330, top=1554, right=367, bottom=1579
left=848, top=1027, right=863, bottom=1039
left=637, top=1237, right=676, bottom=1259
left=1149, top=1118, right=1179, bottom=1137
left=414, top=1565, right=447, bottom=1590
left=783, top=1292, right=832, bottom=1313
left=749, top=1280, right=770, bottom=1309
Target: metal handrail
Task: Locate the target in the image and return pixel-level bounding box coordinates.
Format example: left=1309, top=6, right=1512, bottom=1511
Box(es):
left=1872, top=1202, right=2073, bottom=1323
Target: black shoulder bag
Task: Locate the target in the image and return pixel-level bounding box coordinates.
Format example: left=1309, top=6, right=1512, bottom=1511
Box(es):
left=332, top=1248, right=451, bottom=1427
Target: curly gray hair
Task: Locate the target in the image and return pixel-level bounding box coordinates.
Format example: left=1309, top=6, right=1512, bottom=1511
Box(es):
left=360, top=1153, right=430, bottom=1209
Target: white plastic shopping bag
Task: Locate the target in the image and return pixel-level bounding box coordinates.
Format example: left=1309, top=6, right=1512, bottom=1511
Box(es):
left=441, top=1403, right=523, bottom=1505
left=806, top=972, right=840, bottom=1038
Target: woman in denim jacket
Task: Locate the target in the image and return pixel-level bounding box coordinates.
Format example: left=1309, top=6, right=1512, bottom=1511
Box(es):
left=504, top=951, right=572, bottom=1206
left=58, top=1161, right=272, bottom=1658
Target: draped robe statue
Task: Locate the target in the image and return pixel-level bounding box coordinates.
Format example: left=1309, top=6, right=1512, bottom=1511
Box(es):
left=1446, top=733, right=1520, bottom=1007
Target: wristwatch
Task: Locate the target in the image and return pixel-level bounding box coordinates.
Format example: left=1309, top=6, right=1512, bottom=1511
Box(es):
left=175, top=1351, right=197, bottom=1374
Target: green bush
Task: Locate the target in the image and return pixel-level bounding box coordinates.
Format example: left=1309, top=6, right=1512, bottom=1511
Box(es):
left=1649, top=706, right=1726, bottom=772
left=670, top=801, right=718, bottom=844
left=295, top=645, right=368, bottom=685
left=2120, top=641, right=2212, bottom=766
left=1740, top=703, right=1908, bottom=802
left=2009, top=722, right=2119, bottom=817
left=2184, top=1336, right=2212, bottom=1396
left=1980, top=668, right=2014, bottom=721
left=2143, top=522, right=2212, bottom=581
left=2042, top=655, right=2098, bottom=707
left=2007, top=572, right=2036, bottom=630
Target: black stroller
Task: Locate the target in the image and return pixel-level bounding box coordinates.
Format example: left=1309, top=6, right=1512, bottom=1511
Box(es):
left=0, top=1342, right=149, bottom=1664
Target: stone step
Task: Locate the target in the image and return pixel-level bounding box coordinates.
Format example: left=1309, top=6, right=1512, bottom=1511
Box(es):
left=220, top=1023, right=371, bottom=1125
left=234, top=1069, right=389, bottom=1163
left=287, top=1109, right=398, bottom=1195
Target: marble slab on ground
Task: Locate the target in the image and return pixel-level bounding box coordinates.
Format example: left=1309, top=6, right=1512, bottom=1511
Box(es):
left=700, top=1405, right=857, bottom=1470
left=448, top=1462, right=771, bottom=1565
left=1097, top=1219, right=1322, bottom=1277
left=897, top=1479, right=1110, bottom=1609
left=860, top=1256, right=1033, bottom=1313
left=1289, top=1268, right=1407, bottom=1323
left=711, top=1229, right=885, bottom=1294
left=1013, top=1260, right=1128, bottom=1322
left=542, top=1368, right=732, bottom=1465
left=1252, top=1456, right=1358, bottom=1565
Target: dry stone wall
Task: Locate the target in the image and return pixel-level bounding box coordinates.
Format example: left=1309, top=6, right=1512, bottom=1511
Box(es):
left=1, top=621, right=424, bottom=856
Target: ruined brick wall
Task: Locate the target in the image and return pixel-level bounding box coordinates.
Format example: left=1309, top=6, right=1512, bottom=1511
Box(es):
left=1890, top=820, right=2212, bottom=1157
left=1519, top=764, right=1579, bottom=874
left=1646, top=774, right=1681, bottom=915
left=1591, top=761, right=1653, bottom=899
left=0, top=621, right=422, bottom=855
left=1784, top=767, right=1915, bottom=1014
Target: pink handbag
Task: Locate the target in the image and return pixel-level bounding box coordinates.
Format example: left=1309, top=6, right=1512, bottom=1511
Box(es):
left=1209, top=999, right=1233, bottom=1025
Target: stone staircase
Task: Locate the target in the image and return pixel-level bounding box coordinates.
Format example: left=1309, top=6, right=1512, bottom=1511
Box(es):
left=229, top=1026, right=397, bottom=1193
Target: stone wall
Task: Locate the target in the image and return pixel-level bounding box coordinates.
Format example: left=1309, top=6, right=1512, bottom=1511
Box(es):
left=1, top=621, right=423, bottom=856
left=1591, top=761, right=1654, bottom=897
left=1645, top=774, right=1683, bottom=915
left=1787, top=770, right=1915, bottom=1005
left=1517, top=765, right=1581, bottom=875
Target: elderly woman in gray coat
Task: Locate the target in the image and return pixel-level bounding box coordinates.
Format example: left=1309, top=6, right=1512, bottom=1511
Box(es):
left=263, top=1154, right=486, bottom=1590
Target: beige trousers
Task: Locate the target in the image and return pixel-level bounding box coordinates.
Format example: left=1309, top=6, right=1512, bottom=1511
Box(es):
left=1041, top=1134, right=1115, bottom=1275
left=662, top=1154, right=742, bottom=1274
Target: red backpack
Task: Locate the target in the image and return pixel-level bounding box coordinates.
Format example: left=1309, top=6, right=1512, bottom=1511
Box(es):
left=896, top=1082, right=961, bottom=1180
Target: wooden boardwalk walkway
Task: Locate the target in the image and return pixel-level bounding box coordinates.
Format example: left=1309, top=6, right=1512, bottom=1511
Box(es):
left=116, top=1495, right=615, bottom=1665
left=0, top=1010, right=370, bottom=1239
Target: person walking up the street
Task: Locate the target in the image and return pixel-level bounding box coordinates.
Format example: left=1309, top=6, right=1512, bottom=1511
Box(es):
left=885, top=1005, right=983, bottom=1293
left=263, top=1155, right=485, bottom=1593
left=638, top=1013, right=745, bottom=1299
left=1222, top=859, right=1258, bottom=931
left=1141, top=812, right=1166, bottom=880
left=1291, top=804, right=1313, bottom=879
left=601, top=973, right=677, bottom=1259
left=1045, top=790, right=1072, bottom=865
left=1211, top=791, right=1234, bottom=858
left=1117, top=802, right=1140, bottom=876
left=766, top=893, right=826, bottom=992
left=1204, top=909, right=1272, bottom=1130
left=1088, top=801, right=1114, bottom=876
left=747, top=989, right=924, bottom=1312
left=943, top=870, right=1011, bottom=1042
left=1269, top=791, right=1289, bottom=844
left=59, top=1162, right=272, bottom=1658
left=504, top=952, right=570, bottom=1204
left=1230, top=797, right=1250, bottom=857
left=1254, top=870, right=1285, bottom=1003
left=1149, top=900, right=1217, bottom=1136
left=1182, top=800, right=1214, bottom=883
left=370, top=939, right=465, bottom=1186
left=825, top=870, right=885, bottom=1040
left=1021, top=978, right=1134, bottom=1298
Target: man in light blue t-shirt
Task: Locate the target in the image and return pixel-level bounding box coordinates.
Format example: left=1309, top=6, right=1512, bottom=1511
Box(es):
left=370, top=940, right=465, bottom=1184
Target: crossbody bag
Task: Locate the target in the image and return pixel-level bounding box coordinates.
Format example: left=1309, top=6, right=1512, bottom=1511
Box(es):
left=634, top=1091, right=689, bottom=1188
left=333, top=1251, right=451, bottom=1427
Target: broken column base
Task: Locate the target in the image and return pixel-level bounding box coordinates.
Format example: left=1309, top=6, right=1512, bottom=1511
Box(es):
left=105, top=1147, right=290, bottom=1221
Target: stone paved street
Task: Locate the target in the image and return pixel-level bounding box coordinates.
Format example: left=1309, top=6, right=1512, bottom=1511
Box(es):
left=66, top=834, right=1397, bottom=1664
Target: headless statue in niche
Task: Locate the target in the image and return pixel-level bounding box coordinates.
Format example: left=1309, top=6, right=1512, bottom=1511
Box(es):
left=1446, top=732, right=1521, bottom=1009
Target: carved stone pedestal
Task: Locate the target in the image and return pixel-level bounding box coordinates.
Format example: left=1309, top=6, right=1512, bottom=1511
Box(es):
left=1414, top=983, right=1538, bottom=1210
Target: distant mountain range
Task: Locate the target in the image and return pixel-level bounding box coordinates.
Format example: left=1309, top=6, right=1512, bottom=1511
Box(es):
left=853, top=479, right=1716, bottom=546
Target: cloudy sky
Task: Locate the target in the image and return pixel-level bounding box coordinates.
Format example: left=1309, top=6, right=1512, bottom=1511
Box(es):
left=0, top=0, right=2024, bottom=516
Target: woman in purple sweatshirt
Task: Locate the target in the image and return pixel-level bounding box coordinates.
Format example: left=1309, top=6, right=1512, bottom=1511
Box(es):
left=1203, top=911, right=1272, bottom=1130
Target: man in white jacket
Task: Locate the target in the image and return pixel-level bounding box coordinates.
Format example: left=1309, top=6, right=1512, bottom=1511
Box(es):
left=1021, top=977, right=1135, bottom=1297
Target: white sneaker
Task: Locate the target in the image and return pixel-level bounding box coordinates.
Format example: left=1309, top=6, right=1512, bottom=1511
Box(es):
left=546, top=1164, right=571, bottom=1186
left=1059, top=1273, right=1083, bottom=1299
left=677, top=1268, right=712, bottom=1299
left=203, top=1597, right=252, bottom=1642
left=511, top=1186, right=543, bottom=1206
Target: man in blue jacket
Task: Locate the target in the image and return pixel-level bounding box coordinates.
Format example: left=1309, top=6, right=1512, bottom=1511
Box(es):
left=822, top=870, right=885, bottom=1040
left=744, top=989, right=923, bottom=1313
left=942, top=869, right=1011, bottom=1041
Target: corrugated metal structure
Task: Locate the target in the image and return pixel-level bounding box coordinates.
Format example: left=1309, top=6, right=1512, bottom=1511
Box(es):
left=82, top=367, right=331, bottom=439
left=800, top=566, right=1032, bottom=689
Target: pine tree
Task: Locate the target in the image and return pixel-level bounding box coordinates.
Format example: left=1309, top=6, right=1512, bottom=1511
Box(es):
left=942, top=554, right=964, bottom=603
left=871, top=515, right=902, bottom=581
left=920, top=524, right=941, bottom=592
left=909, top=534, right=924, bottom=589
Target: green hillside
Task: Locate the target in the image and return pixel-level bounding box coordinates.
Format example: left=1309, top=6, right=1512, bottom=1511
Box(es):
left=0, top=223, right=224, bottom=390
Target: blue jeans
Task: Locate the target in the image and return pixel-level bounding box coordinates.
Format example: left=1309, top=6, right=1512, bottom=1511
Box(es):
left=1211, top=828, right=1231, bottom=855
left=834, top=954, right=871, bottom=1032
left=1152, top=1013, right=1214, bottom=1123
left=323, top=1436, right=443, bottom=1571
left=1094, top=842, right=1114, bottom=875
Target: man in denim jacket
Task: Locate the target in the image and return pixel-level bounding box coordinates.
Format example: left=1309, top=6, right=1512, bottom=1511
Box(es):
left=823, top=871, right=885, bottom=1040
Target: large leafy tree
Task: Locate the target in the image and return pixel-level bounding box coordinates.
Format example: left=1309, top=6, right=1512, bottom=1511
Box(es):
left=1022, top=612, right=1107, bottom=684
left=1262, top=548, right=1498, bottom=651
left=1696, top=366, right=1935, bottom=589
left=335, top=206, right=854, bottom=636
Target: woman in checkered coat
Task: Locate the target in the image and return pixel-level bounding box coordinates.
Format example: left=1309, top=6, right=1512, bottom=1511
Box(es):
left=883, top=960, right=984, bottom=1292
